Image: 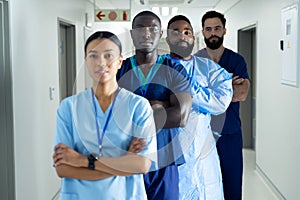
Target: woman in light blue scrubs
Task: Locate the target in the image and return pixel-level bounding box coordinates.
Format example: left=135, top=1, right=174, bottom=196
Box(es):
left=52, top=31, right=157, bottom=200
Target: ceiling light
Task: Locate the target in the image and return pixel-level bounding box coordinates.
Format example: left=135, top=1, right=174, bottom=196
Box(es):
left=171, top=7, right=178, bottom=15
left=152, top=7, right=160, bottom=16
left=162, top=7, right=169, bottom=16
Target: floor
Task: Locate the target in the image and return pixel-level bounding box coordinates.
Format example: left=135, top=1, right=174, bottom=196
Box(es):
left=242, top=149, right=281, bottom=200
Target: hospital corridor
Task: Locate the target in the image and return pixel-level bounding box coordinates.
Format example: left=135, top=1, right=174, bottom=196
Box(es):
left=1, top=0, right=300, bottom=199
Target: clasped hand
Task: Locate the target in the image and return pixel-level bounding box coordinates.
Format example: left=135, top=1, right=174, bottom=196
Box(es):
left=232, top=76, right=248, bottom=102
left=53, top=143, right=86, bottom=167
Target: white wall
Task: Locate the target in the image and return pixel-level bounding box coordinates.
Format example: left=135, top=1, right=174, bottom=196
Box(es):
left=9, top=0, right=300, bottom=199
left=222, top=0, right=300, bottom=199
left=9, top=0, right=91, bottom=199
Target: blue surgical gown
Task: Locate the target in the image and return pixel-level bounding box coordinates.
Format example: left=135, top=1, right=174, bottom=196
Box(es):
left=165, top=55, right=232, bottom=200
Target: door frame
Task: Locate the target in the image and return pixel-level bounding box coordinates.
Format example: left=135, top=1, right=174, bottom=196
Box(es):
left=238, top=23, right=257, bottom=150
left=0, top=0, right=15, bottom=199
left=57, top=19, right=76, bottom=101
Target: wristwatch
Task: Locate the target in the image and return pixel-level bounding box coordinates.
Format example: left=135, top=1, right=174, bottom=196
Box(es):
left=87, top=154, right=98, bottom=170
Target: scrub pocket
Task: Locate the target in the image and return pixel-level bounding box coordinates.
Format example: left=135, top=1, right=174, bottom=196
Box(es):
left=60, top=192, right=79, bottom=200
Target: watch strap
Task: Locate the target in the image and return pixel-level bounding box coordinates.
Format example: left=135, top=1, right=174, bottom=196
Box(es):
left=87, top=154, right=97, bottom=170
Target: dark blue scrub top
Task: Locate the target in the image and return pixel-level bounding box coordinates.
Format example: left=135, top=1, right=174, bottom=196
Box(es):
left=117, top=55, right=191, bottom=167
left=218, top=48, right=250, bottom=135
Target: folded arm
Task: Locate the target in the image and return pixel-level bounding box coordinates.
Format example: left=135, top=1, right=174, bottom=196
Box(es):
left=192, top=67, right=233, bottom=115
left=151, top=92, right=192, bottom=129
left=232, top=76, right=250, bottom=102
left=55, top=164, right=114, bottom=180
left=53, top=143, right=151, bottom=180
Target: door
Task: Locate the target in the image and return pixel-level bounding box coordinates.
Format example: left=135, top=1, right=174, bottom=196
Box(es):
left=238, top=26, right=256, bottom=150
left=58, top=21, right=76, bottom=101
left=0, top=0, right=15, bottom=199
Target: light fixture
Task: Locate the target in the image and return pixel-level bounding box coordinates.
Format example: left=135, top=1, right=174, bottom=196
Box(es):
left=162, top=7, right=169, bottom=16
left=171, top=7, right=178, bottom=15
left=152, top=7, right=160, bottom=16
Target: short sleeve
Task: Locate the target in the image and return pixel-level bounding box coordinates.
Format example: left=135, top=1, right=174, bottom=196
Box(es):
left=53, top=98, right=74, bottom=152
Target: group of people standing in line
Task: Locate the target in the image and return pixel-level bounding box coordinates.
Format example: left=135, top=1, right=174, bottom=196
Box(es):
left=52, top=9, right=250, bottom=200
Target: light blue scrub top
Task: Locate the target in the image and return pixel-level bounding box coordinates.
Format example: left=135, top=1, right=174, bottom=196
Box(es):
left=165, top=55, right=232, bottom=199
left=53, top=88, right=157, bottom=200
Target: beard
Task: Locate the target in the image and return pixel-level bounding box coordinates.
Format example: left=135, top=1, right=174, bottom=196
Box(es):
left=204, top=35, right=224, bottom=50
left=169, top=40, right=194, bottom=59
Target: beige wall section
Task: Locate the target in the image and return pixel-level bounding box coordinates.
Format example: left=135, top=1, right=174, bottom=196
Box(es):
left=9, top=0, right=92, bottom=199
left=222, top=0, right=300, bottom=199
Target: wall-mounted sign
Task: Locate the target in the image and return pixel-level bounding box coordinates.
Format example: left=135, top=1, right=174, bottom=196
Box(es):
left=95, top=9, right=131, bottom=22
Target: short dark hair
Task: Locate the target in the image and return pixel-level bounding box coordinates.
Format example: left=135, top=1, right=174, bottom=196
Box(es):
left=84, top=31, right=122, bottom=57
left=132, top=10, right=161, bottom=28
left=201, top=10, right=226, bottom=28
left=167, top=15, right=192, bottom=29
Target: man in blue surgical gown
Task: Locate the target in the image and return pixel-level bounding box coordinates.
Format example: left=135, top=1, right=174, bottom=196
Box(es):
left=166, top=15, right=232, bottom=199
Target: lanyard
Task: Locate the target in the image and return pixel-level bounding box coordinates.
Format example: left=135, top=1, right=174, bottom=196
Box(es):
left=130, top=56, right=164, bottom=97
left=91, top=87, right=121, bottom=157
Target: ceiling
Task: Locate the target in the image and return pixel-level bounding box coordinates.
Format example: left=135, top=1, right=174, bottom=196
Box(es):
left=140, top=0, right=219, bottom=8
left=140, top=0, right=241, bottom=12
left=90, top=0, right=240, bottom=13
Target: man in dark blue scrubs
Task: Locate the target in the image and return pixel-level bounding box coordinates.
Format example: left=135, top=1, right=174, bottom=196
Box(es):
left=195, top=10, right=250, bottom=200
left=117, top=11, right=192, bottom=200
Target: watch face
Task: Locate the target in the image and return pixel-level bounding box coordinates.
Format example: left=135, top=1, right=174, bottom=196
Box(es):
left=88, top=154, right=97, bottom=170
